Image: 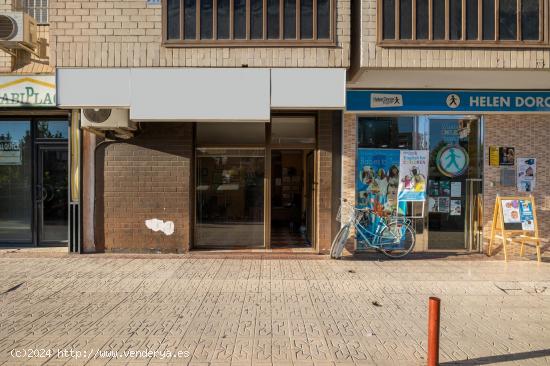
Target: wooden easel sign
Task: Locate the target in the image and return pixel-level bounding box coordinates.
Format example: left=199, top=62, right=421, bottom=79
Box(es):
left=488, top=196, right=541, bottom=261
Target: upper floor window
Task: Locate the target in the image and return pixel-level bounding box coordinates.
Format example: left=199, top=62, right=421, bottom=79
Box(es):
left=14, top=0, right=48, bottom=24
left=163, top=0, right=334, bottom=46
left=379, top=0, right=548, bottom=47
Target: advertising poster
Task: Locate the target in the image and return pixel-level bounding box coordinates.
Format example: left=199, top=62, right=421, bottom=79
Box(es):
left=397, top=150, right=429, bottom=201
left=502, top=199, right=521, bottom=225
left=488, top=146, right=515, bottom=166
left=356, top=149, right=402, bottom=249
left=357, top=149, right=401, bottom=213
left=489, top=146, right=500, bottom=166
left=517, top=157, right=536, bottom=192
left=450, top=200, right=462, bottom=216
left=428, top=197, right=438, bottom=212
left=438, top=197, right=450, bottom=213
left=519, top=200, right=535, bottom=231
left=499, top=147, right=515, bottom=166
left=429, top=180, right=440, bottom=196
left=451, top=182, right=462, bottom=197
left=440, top=181, right=451, bottom=196
left=501, top=199, right=536, bottom=231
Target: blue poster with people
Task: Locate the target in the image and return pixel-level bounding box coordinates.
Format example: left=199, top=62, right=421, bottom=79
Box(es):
left=356, top=149, right=405, bottom=249
left=357, top=149, right=401, bottom=212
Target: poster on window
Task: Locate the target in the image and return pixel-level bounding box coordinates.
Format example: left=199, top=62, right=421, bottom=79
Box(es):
left=429, top=180, right=440, bottom=196
left=450, top=200, right=462, bottom=216
left=428, top=197, right=438, bottom=213
left=440, top=181, right=451, bottom=196
left=397, top=150, right=429, bottom=202
left=438, top=197, right=450, bottom=213
left=357, top=149, right=401, bottom=214
left=517, top=157, right=536, bottom=192
left=450, top=182, right=462, bottom=197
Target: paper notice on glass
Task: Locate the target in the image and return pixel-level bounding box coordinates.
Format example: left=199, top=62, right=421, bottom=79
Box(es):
left=438, top=197, right=450, bottom=213
left=450, top=182, right=461, bottom=197
left=428, top=197, right=438, bottom=213
left=440, top=181, right=451, bottom=196
left=450, top=200, right=462, bottom=216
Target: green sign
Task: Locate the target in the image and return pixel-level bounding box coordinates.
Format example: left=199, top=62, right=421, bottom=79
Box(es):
left=436, top=145, right=469, bottom=178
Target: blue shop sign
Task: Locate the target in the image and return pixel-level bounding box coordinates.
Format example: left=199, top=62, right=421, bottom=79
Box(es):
left=347, top=90, right=550, bottom=113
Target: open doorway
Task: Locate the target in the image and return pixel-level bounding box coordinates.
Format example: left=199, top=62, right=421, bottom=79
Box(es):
left=270, top=149, right=314, bottom=248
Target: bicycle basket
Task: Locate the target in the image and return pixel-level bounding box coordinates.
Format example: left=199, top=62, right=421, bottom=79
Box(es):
left=336, top=201, right=356, bottom=223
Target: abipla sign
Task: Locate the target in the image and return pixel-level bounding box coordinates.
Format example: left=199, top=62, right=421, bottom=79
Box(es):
left=347, top=90, right=550, bottom=113
left=0, top=76, right=56, bottom=107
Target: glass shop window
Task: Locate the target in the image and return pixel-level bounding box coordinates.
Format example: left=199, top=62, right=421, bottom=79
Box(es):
left=357, top=117, right=414, bottom=149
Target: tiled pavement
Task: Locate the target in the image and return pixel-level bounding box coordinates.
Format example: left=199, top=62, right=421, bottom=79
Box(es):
left=0, top=255, right=549, bottom=365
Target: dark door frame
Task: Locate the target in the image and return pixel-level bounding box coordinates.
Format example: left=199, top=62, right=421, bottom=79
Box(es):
left=35, top=143, right=69, bottom=246
left=0, top=116, right=69, bottom=247
left=425, top=115, right=483, bottom=252
left=268, top=148, right=316, bottom=248
left=265, top=113, right=318, bottom=251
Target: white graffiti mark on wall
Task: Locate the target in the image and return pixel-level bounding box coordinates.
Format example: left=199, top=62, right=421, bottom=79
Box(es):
left=145, top=219, right=175, bottom=236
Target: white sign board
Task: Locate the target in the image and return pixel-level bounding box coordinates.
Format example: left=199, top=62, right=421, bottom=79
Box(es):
left=0, top=141, right=21, bottom=165
left=0, top=76, right=56, bottom=107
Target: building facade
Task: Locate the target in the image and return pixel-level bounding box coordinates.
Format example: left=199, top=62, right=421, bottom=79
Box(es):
left=345, top=0, right=550, bottom=253
left=1, top=0, right=548, bottom=255
left=50, top=0, right=351, bottom=253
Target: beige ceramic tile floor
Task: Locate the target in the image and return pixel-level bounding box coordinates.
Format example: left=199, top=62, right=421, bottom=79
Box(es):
left=0, top=255, right=549, bottom=365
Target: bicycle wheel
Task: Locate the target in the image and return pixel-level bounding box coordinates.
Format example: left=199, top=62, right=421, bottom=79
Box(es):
left=330, top=224, right=351, bottom=259
left=378, top=221, right=415, bottom=259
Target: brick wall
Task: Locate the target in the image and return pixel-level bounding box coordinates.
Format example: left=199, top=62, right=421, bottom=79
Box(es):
left=483, top=114, right=550, bottom=249
left=49, top=0, right=350, bottom=68
left=342, top=113, right=356, bottom=206
left=341, top=113, right=357, bottom=251
left=95, top=123, right=193, bottom=253
left=358, top=0, right=550, bottom=69
left=317, top=111, right=341, bottom=253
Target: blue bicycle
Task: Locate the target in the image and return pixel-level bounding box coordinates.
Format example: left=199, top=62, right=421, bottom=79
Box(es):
left=330, top=199, right=416, bottom=259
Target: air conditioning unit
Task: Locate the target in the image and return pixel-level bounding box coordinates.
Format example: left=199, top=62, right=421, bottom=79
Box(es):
left=81, top=109, right=137, bottom=138
left=0, top=11, right=37, bottom=49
